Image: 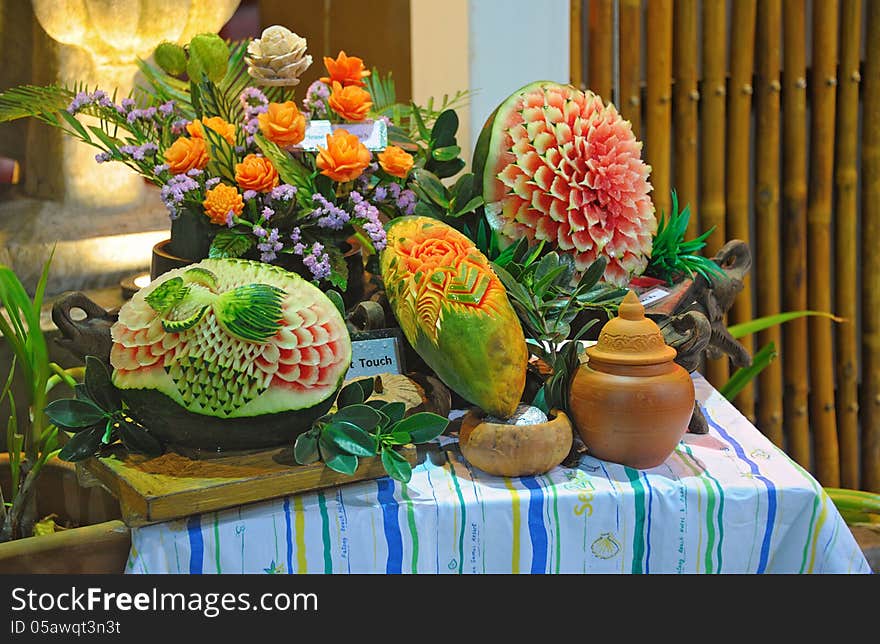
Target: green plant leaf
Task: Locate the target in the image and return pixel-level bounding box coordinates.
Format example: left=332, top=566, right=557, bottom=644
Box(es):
left=727, top=311, right=845, bottom=339
left=294, top=430, right=320, bottom=465
left=412, top=169, right=449, bottom=208
left=382, top=430, right=412, bottom=446
left=57, top=425, right=104, bottom=462
left=319, top=433, right=359, bottom=475
left=324, top=421, right=377, bottom=457
left=84, top=355, right=121, bottom=412
left=531, top=385, right=549, bottom=415
left=117, top=417, right=164, bottom=456
left=337, top=380, right=367, bottom=407
left=355, top=377, right=375, bottom=400
left=430, top=109, right=459, bottom=146
left=381, top=447, right=412, bottom=483
left=395, top=412, right=449, bottom=444
left=326, top=289, right=346, bottom=318
left=332, top=404, right=383, bottom=433
left=381, top=401, right=406, bottom=425
left=719, top=342, right=778, bottom=401
left=44, top=398, right=106, bottom=429
left=432, top=145, right=461, bottom=162
left=208, top=230, right=254, bottom=259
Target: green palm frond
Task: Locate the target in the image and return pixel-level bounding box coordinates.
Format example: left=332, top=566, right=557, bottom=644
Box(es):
left=0, top=84, right=82, bottom=123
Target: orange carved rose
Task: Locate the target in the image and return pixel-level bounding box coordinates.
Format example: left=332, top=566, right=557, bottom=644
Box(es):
left=328, top=81, right=372, bottom=122
left=164, top=136, right=209, bottom=175
left=202, top=184, right=244, bottom=225
left=320, top=50, right=370, bottom=87
left=187, top=116, right=236, bottom=145
left=257, top=101, right=307, bottom=148
left=378, top=145, right=414, bottom=178
left=235, top=154, right=279, bottom=193
left=316, top=129, right=371, bottom=183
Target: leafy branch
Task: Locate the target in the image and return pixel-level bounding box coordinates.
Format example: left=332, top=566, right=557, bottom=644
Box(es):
left=294, top=377, right=448, bottom=483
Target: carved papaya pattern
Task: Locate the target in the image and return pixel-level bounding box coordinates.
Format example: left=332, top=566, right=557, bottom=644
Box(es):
left=597, top=331, right=666, bottom=353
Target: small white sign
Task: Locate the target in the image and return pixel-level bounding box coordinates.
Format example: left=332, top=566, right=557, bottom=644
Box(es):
left=638, top=287, right=672, bottom=306
left=298, top=119, right=388, bottom=151
left=347, top=335, right=403, bottom=379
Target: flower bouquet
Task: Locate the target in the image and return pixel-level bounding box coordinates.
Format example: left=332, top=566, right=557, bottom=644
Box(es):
left=0, top=25, right=472, bottom=304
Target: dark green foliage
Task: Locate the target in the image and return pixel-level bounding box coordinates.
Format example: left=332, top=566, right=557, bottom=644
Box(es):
left=645, top=190, right=723, bottom=285
left=294, top=377, right=449, bottom=483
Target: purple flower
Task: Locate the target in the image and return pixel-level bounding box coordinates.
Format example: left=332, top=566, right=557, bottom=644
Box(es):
left=171, top=119, right=189, bottom=135
left=373, top=185, right=387, bottom=202
left=205, top=177, right=221, bottom=188
left=153, top=163, right=169, bottom=175
left=95, top=151, right=112, bottom=163
left=185, top=167, right=202, bottom=177
left=253, top=225, right=267, bottom=238
left=290, top=227, right=302, bottom=243
left=120, top=98, right=136, bottom=111
left=261, top=206, right=274, bottom=221
left=242, top=190, right=258, bottom=201
left=158, top=100, right=175, bottom=116
left=270, top=184, right=297, bottom=202
left=66, top=91, right=91, bottom=114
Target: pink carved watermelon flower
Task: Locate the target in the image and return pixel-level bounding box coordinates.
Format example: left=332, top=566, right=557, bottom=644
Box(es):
left=481, top=82, right=656, bottom=286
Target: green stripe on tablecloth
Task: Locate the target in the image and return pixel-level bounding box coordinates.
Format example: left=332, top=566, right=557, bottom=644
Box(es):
left=680, top=445, right=718, bottom=574
left=213, top=513, right=221, bottom=574
left=317, top=491, right=333, bottom=574
left=774, top=446, right=821, bottom=574
left=400, top=483, right=420, bottom=574
left=447, top=459, right=468, bottom=574
left=625, top=467, right=647, bottom=574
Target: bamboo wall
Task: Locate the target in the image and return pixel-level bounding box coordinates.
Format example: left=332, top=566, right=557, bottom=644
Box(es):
left=572, top=0, right=879, bottom=491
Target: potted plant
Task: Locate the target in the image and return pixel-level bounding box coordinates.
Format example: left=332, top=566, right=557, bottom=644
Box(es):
left=0, top=255, right=130, bottom=573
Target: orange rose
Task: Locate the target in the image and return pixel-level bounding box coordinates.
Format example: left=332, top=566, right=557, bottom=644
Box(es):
left=328, top=81, right=372, bottom=122
left=187, top=117, right=236, bottom=145
left=316, top=129, right=371, bottom=183
left=202, top=184, right=244, bottom=225
left=257, top=101, right=306, bottom=148
left=235, top=154, right=279, bottom=193
left=320, top=50, right=370, bottom=87
left=378, top=145, right=414, bottom=179
left=164, top=136, right=209, bottom=175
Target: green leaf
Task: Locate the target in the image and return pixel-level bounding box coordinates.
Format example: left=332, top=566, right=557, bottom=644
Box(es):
left=58, top=425, right=105, bottom=462
left=44, top=398, right=106, bottom=429
left=719, top=342, right=778, bottom=401
left=410, top=101, right=430, bottom=141
left=208, top=230, right=254, bottom=259
left=531, top=385, right=549, bottom=415
left=430, top=109, right=459, bottom=146
left=326, top=289, right=346, bottom=318
left=355, top=376, right=375, bottom=400
left=394, top=412, right=449, bottom=444
left=727, top=310, right=845, bottom=339
left=382, top=430, right=411, bottom=446
left=84, top=355, right=121, bottom=412
left=337, top=380, right=366, bottom=407
left=412, top=169, right=449, bottom=208
left=576, top=257, right=607, bottom=291
left=431, top=145, right=461, bottom=162
left=332, top=404, right=383, bottom=433
left=294, top=430, right=320, bottom=465
left=214, top=283, right=285, bottom=342
left=58, top=109, right=91, bottom=141
left=381, top=447, right=412, bottom=483
left=450, top=196, right=484, bottom=218
left=116, top=416, right=164, bottom=456
left=144, top=276, right=189, bottom=313
left=381, top=401, right=406, bottom=425
left=324, top=421, right=377, bottom=457
left=319, top=433, right=359, bottom=475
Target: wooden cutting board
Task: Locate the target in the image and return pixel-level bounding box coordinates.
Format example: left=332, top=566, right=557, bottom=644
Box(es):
left=78, top=444, right=420, bottom=527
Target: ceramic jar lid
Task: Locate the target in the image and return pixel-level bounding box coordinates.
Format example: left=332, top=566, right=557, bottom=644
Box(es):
left=586, top=290, right=677, bottom=366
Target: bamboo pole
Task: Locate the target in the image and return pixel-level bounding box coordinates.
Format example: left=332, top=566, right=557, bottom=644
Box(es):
left=807, top=0, right=840, bottom=487
left=645, top=0, right=673, bottom=219
left=673, top=0, right=699, bottom=239
left=835, top=0, right=862, bottom=489
left=619, top=0, right=642, bottom=137
left=700, top=0, right=728, bottom=388
left=588, top=0, right=613, bottom=100
left=571, top=0, right=584, bottom=90
left=781, top=0, right=810, bottom=470
left=862, top=0, right=880, bottom=493
left=754, top=0, right=783, bottom=447
left=726, top=0, right=758, bottom=422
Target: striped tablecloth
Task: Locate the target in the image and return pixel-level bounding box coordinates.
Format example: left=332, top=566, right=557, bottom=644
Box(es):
left=126, top=374, right=872, bottom=574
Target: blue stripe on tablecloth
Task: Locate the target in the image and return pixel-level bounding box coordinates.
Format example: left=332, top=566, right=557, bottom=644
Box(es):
left=377, top=477, right=403, bottom=574
left=521, top=475, right=548, bottom=574
left=703, top=404, right=777, bottom=573
left=283, top=497, right=293, bottom=575
left=186, top=515, right=203, bottom=575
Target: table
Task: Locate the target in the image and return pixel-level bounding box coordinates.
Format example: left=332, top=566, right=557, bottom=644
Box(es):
left=125, top=374, right=872, bottom=574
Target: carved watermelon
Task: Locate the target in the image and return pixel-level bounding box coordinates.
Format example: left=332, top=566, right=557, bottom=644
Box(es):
left=473, top=80, right=656, bottom=286
left=380, top=217, right=527, bottom=418
left=110, top=258, right=351, bottom=450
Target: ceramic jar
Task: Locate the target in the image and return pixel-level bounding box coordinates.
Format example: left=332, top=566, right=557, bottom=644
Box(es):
left=568, top=290, right=694, bottom=469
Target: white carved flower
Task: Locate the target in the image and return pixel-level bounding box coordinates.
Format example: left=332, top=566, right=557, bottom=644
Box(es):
left=246, top=25, right=312, bottom=87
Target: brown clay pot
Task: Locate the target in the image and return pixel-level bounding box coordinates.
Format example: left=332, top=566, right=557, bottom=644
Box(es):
left=568, top=290, right=695, bottom=470
left=458, top=407, right=573, bottom=477
left=151, top=238, right=194, bottom=280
